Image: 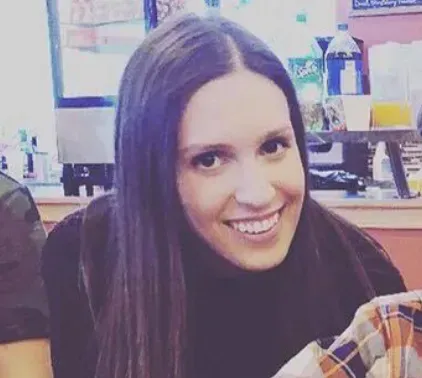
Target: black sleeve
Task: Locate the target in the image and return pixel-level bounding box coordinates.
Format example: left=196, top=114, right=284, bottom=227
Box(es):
left=41, top=210, right=95, bottom=378
left=0, top=179, right=49, bottom=343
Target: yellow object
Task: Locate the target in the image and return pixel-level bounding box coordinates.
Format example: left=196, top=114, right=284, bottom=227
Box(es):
left=408, top=170, right=422, bottom=194
left=0, top=339, right=53, bottom=378
left=372, top=102, right=412, bottom=127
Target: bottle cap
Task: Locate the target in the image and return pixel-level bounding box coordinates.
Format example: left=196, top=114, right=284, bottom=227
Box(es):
left=296, top=13, right=307, bottom=23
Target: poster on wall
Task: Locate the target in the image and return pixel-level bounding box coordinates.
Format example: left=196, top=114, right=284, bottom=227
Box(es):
left=351, top=0, right=422, bottom=16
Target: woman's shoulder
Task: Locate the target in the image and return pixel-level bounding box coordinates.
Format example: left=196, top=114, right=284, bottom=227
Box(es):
left=42, top=208, right=85, bottom=265
left=41, top=195, right=114, bottom=378
left=49, top=192, right=114, bottom=234
left=308, top=198, right=406, bottom=294
left=41, top=193, right=115, bottom=279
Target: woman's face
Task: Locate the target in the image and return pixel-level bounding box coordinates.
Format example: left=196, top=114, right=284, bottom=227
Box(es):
left=177, top=69, right=305, bottom=272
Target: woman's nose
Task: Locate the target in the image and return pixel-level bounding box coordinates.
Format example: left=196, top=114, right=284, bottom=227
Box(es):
left=234, top=164, right=276, bottom=209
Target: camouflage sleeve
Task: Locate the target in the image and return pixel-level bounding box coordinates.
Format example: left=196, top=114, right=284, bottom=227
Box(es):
left=0, top=174, right=49, bottom=343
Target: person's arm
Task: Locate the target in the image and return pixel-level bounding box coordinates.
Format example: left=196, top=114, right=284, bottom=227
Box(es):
left=0, top=339, right=52, bottom=378
left=273, top=291, right=422, bottom=377
left=0, top=179, right=51, bottom=377
left=273, top=299, right=379, bottom=377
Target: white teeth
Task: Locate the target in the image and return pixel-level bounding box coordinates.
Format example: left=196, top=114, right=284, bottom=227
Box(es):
left=253, top=221, right=261, bottom=233
left=229, top=212, right=280, bottom=235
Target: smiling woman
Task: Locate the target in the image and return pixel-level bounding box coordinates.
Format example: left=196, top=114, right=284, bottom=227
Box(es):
left=41, top=13, right=406, bottom=378
left=177, top=69, right=305, bottom=272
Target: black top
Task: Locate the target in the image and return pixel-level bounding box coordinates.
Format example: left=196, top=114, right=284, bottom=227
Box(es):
left=42, top=197, right=406, bottom=378
left=0, top=173, right=49, bottom=343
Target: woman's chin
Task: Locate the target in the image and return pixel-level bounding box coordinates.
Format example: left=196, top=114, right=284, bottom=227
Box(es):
left=223, top=248, right=289, bottom=274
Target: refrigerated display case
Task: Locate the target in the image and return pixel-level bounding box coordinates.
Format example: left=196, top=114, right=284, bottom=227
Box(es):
left=47, top=0, right=147, bottom=195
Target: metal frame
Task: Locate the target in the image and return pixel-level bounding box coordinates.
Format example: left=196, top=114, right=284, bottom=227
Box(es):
left=307, top=129, right=422, bottom=199
left=386, top=141, right=414, bottom=199
left=45, top=0, right=147, bottom=109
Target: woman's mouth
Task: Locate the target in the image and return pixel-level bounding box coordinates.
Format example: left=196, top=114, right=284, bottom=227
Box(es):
left=226, top=211, right=281, bottom=235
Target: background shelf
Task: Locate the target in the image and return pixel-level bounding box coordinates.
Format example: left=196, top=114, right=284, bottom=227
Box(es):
left=306, top=128, right=422, bottom=145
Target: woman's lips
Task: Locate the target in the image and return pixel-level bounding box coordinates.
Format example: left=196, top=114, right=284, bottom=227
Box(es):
left=224, top=208, right=284, bottom=244
left=228, top=211, right=280, bottom=234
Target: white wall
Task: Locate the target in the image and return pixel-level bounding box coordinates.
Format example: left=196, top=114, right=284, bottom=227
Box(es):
left=220, top=0, right=337, bottom=39
left=0, top=0, right=56, bottom=154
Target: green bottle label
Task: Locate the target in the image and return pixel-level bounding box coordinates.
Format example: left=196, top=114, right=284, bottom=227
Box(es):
left=288, top=57, right=323, bottom=87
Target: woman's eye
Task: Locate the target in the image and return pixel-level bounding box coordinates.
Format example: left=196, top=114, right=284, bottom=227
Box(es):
left=261, top=138, right=287, bottom=156
left=192, top=152, right=222, bottom=169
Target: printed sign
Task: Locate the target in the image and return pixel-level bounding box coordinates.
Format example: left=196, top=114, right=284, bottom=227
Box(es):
left=352, top=0, right=422, bottom=16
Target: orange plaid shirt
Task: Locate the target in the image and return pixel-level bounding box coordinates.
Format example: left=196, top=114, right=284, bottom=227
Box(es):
left=274, top=291, right=422, bottom=378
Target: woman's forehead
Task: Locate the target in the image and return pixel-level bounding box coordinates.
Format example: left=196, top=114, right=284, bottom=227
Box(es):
left=179, top=69, right=292, bottom=148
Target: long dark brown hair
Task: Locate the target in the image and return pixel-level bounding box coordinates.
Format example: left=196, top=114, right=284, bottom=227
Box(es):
left=80, top=13, right=403, bottom=378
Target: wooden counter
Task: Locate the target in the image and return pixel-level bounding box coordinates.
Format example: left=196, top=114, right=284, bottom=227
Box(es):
left=317, top=196, right=422, bottom=230
left=35, top=196, right=91, bottom=232
left=313, top=194, right=422, bottom=290
left=35, top=192, right=422, bottom=230
left=34, top=192, right=422, bottom=290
